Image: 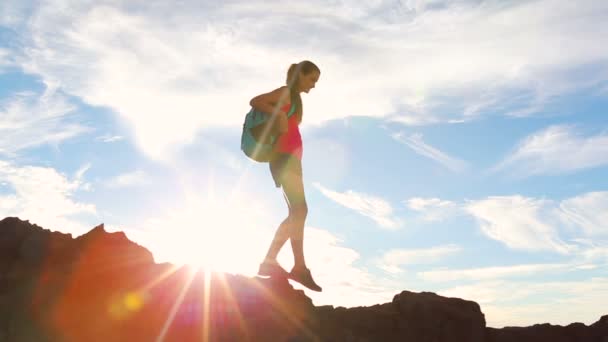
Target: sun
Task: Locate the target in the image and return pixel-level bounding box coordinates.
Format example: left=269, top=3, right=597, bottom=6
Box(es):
left=142, top=190, right=272, bottom=275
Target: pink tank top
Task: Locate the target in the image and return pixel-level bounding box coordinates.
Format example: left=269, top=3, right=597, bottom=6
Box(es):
left=274, top=103, right=302, bottom=159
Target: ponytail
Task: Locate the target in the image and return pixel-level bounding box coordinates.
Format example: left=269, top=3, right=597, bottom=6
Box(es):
left=286, top=63, right=300, bottom=88
left=285, top=61, right=319, bottom=124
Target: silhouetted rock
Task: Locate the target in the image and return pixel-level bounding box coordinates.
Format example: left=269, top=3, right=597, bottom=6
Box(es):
left=316, top=291, right=485, bottom=342
left=487, top=316, right=608, bottom=342
left=1, top=217, right=607, bottom=341
left=0, top=217, right=317, bottom=342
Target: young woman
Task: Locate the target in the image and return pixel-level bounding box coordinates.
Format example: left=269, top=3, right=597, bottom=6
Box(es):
left=249, top=61, right=322, bottom=292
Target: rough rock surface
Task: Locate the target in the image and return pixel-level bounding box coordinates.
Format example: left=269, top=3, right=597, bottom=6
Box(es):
left=486, top=317, right=608, bottom=342
left=316, top=291, right=486, bottom=342
left=1, top=217, right=607, bottom=341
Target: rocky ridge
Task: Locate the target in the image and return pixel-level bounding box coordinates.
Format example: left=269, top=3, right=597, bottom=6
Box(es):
left=1, top=217, right=606, bottom=341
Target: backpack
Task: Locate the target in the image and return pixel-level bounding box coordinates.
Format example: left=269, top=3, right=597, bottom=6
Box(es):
left=241, top=103, right=297, bottom=162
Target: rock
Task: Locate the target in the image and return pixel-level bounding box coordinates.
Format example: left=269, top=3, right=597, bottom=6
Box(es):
left=486, top=316, right=608, bottom=341
left=392, top=290, right=486, bottom=342
left=1, top=217, right=606, bottom=342
left=0, top=218, right=317, bottom=341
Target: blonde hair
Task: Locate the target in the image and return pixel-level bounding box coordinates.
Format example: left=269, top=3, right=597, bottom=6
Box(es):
left=285, top=61, right=320, bottom=123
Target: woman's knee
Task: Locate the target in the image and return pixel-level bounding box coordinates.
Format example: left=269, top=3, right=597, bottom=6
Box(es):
left=289, top=203, right=308, bottom=221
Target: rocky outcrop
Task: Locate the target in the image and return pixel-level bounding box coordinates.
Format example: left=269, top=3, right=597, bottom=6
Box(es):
left=1, top=217, right=607, bottom=342
left=486, top=317, right=608, bottom=342
left=0, top=217, right=316, bottom=341
left=316, top=291, right=485, bottom=341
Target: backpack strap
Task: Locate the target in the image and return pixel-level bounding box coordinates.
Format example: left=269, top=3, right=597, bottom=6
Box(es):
left=286, top=102, right=296, bottom=118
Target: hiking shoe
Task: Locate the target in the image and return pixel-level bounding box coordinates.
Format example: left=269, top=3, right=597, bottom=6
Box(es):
left=258, top=260, right=289, bottom=278
left=288, top=267, right=322, bottom=292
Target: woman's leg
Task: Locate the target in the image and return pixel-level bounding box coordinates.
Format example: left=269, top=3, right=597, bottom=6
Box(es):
left=280, top=170, right=308, bottom=269
left=281, top=165, right=321, bottom=291
left=270, top=155, right=307, bottom=269
left=264, top=157, right=321, bottom=291
left=262, top=165, right=308, bottom=267
left=262, top=156, right=307, bottom=266
left=263, top=191, right=291, bottom=262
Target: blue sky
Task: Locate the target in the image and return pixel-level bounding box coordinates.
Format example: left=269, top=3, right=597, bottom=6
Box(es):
left=1, top=0, right=608, bottom=328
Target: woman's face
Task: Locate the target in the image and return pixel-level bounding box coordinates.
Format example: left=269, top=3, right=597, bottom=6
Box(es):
left=298, top=70, right=320, bottom=93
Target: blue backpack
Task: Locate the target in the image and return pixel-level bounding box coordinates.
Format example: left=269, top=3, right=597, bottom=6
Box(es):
left=241, top=103, right=297, bottom=162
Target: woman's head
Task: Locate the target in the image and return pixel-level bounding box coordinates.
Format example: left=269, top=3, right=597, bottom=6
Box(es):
left=286, top=61, right=320, bottom=94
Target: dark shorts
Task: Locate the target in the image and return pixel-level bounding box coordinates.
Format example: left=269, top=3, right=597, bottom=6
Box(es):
left=269, top=153, right=302, bottom=188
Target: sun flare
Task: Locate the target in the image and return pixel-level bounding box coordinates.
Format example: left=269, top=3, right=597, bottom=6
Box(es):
left=139, top=189, right=273, bottom=275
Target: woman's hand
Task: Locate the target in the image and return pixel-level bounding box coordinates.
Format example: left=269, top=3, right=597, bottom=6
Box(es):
left=250, top=86, right=290, bottom=115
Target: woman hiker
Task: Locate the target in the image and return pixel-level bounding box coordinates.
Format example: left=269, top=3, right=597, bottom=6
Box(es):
left=249, top=61, right=322, bottom=292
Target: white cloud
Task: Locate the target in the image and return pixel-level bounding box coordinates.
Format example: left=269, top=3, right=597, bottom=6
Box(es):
left=74, top=163, right=91, bottom=180
left=74, top=162, right=93, bottom=191
left=96, top=134, right=124, bottom=143
left=392, top=132, right=468, bottom=172
left=439, top=280, right=537, bottom=306
left=465, top=195, right=573, bottom=254
left=378, top=244, right=462, bottom=274
left=558, top=191, right=608, bottom=237
left=494, top=125, right=608, bottom=177
left=440, top=278, right=608, bottom=327
left=461, top=192, right=608, bottom=258
left=578, top=246, right=608, bottom=263
left=4, top=0, right=607, bottom=158
left=314, top=183, right=403, bottom=229
left=0, top=1, right=31, bottom=27
left=105, top=170, right=149, bottom=188
left=0, top=48, right=14, bottom=71
left=117, top=192, right=399, bottom=307
left=406, top=197, right=459, bottom=221
left=0, top=82, right=89, bottom=156
left=419, top=262, right=572, bottom=282
left=299, top=227, right=399, bottom=307
left=0, top=160, right=96, bottom=235
left=402, top=192, right=608, bottom=257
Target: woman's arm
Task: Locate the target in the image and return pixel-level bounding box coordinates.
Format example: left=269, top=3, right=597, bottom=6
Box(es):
left=250, top=86, right=290, bottom=133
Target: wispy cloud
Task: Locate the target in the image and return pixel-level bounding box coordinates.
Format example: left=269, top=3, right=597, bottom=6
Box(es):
left=0, top=160, right=96, bottom=235
left=0, top=1, right=30, bottom=27
left=4, top=0, right=607, bottom=158
left=0, top=83, right=89, bottom=156
left=300, top=227, right=399, bottom=307
left=578, top=245, right=608, bottom=263
left=440, top=278, right=608, bottom=327
left=0, top=48, right=14, bottom=71
left=494, top=125, right=608, bottom=177
left=465, top=195, right=573, bottom=254
left=406, top=197, right=459, bottom=222
left=96, top=134, right=124, bottom=143
left=74, top=163, right=93, bottom=191
left=378, top=244, right=462, bottom=274
left=392, top=132, right=468, bottom=172
left=120, top=193, right=399, bottom=307
left=420, top=262, right=572, bottom=282
left=74, top=163, right=91, bottom=180
left=404, top=192, right=607, bottom=256
left=558, top=191, right=608, bottom=237
left=314, top=183, right=402, bottom=230
left=105, top=170, right=149, bottom=189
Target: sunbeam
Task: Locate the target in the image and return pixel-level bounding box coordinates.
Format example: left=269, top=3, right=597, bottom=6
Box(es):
left=155, top=267, right=197, bottom=342
left=202, top=269, right=212, bottom=342
left=215, top=272, right=250, bottom=339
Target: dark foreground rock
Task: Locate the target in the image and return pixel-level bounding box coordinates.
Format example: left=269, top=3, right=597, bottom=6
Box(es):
left=486, top=317, right=608, bottom=342
left=0, top=217, right=607, bottom=342
left=316, top=291, right=486, bottom=342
